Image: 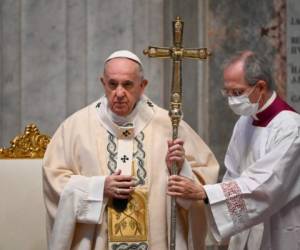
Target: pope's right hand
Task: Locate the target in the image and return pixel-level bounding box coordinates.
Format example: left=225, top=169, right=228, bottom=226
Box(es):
left=104, top=169, right=137, bottom=199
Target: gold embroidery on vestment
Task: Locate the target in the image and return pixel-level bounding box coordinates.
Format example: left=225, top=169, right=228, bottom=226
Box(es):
left=108, top=189, right=148, bottom=242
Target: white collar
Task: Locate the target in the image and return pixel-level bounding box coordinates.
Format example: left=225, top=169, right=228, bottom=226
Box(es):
left=95, top=95, right=155, bottom=138
left=107, top=100, right=139, bottom=126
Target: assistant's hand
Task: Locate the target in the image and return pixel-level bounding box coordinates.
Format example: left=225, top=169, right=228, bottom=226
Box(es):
left=104, top=170, right=136, bottom=199
left=167, top=175, right=207, bottom=200
left=166, top=139, right=185, bottom=173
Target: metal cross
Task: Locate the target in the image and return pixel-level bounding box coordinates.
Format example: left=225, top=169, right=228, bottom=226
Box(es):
left=143, top=16, right=211, bottom=250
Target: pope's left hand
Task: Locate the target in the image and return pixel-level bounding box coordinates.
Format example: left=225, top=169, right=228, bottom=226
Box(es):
left=165, top=138, right=185, bottom=173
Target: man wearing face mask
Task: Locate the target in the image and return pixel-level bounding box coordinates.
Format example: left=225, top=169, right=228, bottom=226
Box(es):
left=167, top=50, right=300, bottom=250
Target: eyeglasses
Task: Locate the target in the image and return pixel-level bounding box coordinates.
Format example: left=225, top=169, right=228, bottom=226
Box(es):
left=220, top=88, right=247, bottom=97
left=220, top=85, right=256, bottom=97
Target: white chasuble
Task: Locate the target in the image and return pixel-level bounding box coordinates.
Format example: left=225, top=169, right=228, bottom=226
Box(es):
left=43, top=95, right=219, bottom=250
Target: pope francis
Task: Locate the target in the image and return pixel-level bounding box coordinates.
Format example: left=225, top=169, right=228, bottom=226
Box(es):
left=43, top=50, right=219, bottom=250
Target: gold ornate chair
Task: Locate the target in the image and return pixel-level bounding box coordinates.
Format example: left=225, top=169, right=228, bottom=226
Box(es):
left=0, top=124, right=50, bottom=250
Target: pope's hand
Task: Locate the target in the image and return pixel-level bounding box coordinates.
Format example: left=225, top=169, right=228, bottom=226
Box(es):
left=167, top=175, right=207, bottom=200
left=104, top=170, right=136, bottom=199
left=165, top=139, right=185, bottom=173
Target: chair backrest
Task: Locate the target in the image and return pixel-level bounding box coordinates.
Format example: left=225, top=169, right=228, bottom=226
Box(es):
left=0, top=124, right=50, bottom=250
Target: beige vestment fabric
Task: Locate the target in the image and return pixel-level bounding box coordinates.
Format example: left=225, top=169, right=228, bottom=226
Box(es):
left=43, top=96, right=219, bottom=250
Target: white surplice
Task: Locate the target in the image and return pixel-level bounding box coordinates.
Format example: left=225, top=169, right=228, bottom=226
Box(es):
left=43, top=95, right=219, bottom=250
left=204, top=93, right=300, bottom=250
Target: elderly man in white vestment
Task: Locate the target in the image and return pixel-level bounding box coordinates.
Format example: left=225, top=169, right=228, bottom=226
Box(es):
left=43, top=50, right=219, bottom=250
left=168, top=50, right=300, bottom=250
